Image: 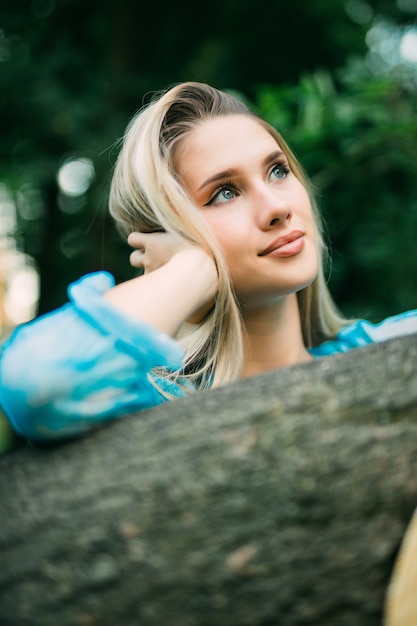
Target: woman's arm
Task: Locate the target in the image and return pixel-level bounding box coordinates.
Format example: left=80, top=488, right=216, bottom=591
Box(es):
left=0, top=237, right=218, bottom=442
left=105, top=242, right=218, bottom=336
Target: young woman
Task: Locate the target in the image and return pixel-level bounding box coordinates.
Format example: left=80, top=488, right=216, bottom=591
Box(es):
left=1, top=82, right=416, bottom=441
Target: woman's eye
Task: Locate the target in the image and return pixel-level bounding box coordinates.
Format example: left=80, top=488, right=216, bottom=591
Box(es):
left=206, top=186, right=237, bottom=206
left=269, top=163, right=289, bottom=181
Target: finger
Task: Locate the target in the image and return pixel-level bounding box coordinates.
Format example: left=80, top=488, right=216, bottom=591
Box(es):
left=127, top=231, right=145, bottom=248
left=129, top=249, right=144, bottom=268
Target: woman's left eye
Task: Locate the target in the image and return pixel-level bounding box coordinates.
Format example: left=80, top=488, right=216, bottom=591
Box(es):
left=269, top=163, right=290, bottom=181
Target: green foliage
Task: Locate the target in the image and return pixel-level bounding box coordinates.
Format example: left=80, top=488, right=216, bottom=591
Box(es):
left=255, top=62, right=417, bottom=320
left=0, top=1, right=416, bottom=320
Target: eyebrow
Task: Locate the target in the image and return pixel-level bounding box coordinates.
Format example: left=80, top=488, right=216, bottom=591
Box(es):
left=198, top=150, right=285, bottom=191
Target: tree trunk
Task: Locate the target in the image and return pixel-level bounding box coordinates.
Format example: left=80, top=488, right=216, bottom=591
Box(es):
left=1, top=335, right=417, bottom=626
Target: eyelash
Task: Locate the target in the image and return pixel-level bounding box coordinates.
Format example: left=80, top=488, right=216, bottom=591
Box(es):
left=204, top=160, right=291, bottom=207
left=270, top=160, right=290, bottom=179
left=204, top=181, right=239, bottom=206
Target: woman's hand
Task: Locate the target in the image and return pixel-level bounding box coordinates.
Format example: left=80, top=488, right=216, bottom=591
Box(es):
left=128, top=231, right=195, bottom=274
left=104, top=231, right=219, bottom=334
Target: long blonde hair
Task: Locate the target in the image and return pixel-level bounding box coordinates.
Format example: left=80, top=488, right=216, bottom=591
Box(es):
left=109, top=82, right=347, bottom=390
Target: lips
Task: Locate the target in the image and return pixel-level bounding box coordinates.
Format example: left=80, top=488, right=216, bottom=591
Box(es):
left=259, top=230, right=305, bottom=256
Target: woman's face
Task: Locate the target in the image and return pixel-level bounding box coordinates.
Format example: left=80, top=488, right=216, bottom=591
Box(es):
left=177, top=114, right=319, bottom=307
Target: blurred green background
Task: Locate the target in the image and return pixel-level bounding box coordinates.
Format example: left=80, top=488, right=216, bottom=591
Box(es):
left=0, top=0, right=416, bottom=339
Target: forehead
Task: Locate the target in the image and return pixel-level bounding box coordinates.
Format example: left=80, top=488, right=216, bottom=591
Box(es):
left=177, top=115, right=281, bottom=178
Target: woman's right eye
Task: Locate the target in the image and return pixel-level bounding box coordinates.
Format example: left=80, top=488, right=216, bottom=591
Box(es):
left=205, top=185, right=238, bottom=206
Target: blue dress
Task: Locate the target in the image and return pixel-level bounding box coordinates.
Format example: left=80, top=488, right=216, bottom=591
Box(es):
left=1, top=272, right=416, bottom=441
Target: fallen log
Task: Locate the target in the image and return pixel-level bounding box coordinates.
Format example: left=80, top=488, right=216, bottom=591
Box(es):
left=1, top=334, right=417, bottom=626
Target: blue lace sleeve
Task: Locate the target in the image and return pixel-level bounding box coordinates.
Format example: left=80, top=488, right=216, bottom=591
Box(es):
left=310, top=309, right=417, bottom=357
left=0, top=272, right=185, bottom=441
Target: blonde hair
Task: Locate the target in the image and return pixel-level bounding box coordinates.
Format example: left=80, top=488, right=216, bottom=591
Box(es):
left=109, top=82, right=347, bottom=391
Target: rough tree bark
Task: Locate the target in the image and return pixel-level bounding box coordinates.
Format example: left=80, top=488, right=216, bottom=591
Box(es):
left=1, top=334, right=417, bottom=626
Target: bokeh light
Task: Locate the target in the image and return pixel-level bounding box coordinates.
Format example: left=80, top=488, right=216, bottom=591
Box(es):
left=0, top=184, right=39, bottom=336
left=400, top=27, right=417, bottom=63
left=57, top=157, right=95, bottom=198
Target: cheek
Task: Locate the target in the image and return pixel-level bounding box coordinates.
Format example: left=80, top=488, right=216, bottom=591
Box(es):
left=200, top=212, right=247, bottom=282
left=296, top=185, right=313, bottom=214
left=295, top=187, right=316, bottom=235
left=200, top=212, right=238, bottom=255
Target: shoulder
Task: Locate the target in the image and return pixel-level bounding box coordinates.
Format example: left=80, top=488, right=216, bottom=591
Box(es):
left=310, top=309, right=417, bottom=358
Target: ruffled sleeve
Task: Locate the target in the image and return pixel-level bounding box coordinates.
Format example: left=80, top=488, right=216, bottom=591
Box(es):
left=310, top=309, right=417, bottom=357
left=0, top=272, right=185, bottom=441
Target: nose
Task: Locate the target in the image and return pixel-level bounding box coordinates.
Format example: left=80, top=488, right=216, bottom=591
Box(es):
left=254, top=183, right=292, bottom=230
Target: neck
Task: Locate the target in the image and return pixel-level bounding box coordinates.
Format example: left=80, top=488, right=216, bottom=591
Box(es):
left=239, top=294, right=312, bottom=379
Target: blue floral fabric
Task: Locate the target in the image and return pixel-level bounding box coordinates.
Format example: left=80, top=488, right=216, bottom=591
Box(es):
left=310, top=310, right=417, bottom=356
left=0, top=273, right=184, bottom=440
left=1, top=272, right=416, bottom=441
